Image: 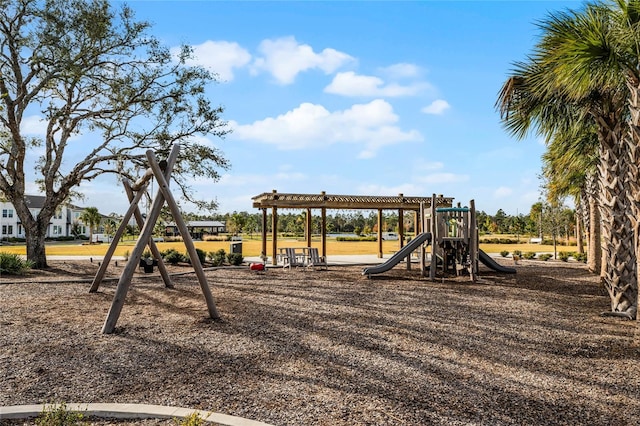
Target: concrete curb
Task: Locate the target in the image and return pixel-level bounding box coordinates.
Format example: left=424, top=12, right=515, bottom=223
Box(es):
left=0, top=403, right=274, bottom=426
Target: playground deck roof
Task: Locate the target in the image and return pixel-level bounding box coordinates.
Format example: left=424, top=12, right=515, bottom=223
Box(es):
left=252, top=191, right=454, bottom=210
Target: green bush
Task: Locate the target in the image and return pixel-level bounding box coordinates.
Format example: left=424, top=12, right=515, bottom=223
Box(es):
left=162, top=249, right=184, bottom=265
left=208, top=249, right=226, bottom=266
left=227, top=252, right=244, bottom=266
left=0, top=252, right=33, bottom=275
left=574, top=252, right=588, bottom=263
left=500, top=250, right=509, bottom=257
left=512, top=250, right=522, bottom=257
left=523, top=252, right=537, bottom=260
left=35, top=403, right=85, bottom=426
left=538, top=253, right=552, bottom=261
left=558, top=251, right=570, bottom=262
left=480, top=238, right=519, bottom=244
left=336, top=236, right=377, bottom=242
left=183, top=248, right=207, bottom=265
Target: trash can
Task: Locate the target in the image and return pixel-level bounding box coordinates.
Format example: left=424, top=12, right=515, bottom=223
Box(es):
left=230, top=241, right=242, bottom=255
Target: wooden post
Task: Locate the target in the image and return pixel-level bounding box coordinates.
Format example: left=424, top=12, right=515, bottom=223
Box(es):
left=89, top=181, right=148, bottom=293
left=261, top=208, right=268, bottom=261
left=430, top=194, right=437, bottom=281
left=419, top=202, right=425, bottom=277
left=377, top=208, right=383, bottom=258
left=321, top=207, right=327, bottom=258
left=399, top=206, right=406, bottom=269
left=271, top=206, right=278, bottom=265
left=102, top=144, right=181, bottom=334
left=122, top=180, right=173, bottom=289
left=469, top=199, right=478, bottom=282
left=146, top=151, right=220, bottom=321
left=306, top=207, right=312, bottom=248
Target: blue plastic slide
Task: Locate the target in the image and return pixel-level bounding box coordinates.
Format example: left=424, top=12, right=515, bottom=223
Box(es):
left=362, top=233, right=432, bottom=277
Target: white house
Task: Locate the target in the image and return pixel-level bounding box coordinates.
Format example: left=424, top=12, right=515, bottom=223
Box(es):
left=0, top=195, right=103, bottom=240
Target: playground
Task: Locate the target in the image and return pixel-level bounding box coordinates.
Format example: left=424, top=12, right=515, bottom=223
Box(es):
left=1, top=258, right=639, bottom=425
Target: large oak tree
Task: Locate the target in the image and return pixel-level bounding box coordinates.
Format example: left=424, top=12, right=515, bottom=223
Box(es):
left=0, top=0, right=230, bottom=268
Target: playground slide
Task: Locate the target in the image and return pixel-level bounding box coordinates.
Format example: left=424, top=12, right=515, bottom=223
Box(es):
left=478, top=249, right=516, bottom=273
left=362, top=232, right=432, bottom=277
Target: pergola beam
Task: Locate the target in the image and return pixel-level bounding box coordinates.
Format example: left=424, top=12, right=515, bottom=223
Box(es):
left=254, top=190, right=454, bottom=265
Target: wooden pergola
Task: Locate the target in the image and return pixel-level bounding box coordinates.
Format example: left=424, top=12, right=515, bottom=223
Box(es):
left=252, top=190, right=454, bottom=264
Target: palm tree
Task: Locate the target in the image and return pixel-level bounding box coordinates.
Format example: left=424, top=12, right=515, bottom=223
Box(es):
left=542, top=124, right=601, bottom=271
left=497, top=2, right=637, bottom=317
left=79, top=207, right=102, bottom=244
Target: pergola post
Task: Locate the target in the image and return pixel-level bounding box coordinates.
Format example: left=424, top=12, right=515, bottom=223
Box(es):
left=261, top=208, right=267, bottom=260
left=377, top=209, right=383, bottom=258
left=321, top=207, right=327, bottom=258
left=272, top=206, right=278, bottom=265
left=306, top=207, right=312, bottom=248
left=398, top=197, right=406, bottom=268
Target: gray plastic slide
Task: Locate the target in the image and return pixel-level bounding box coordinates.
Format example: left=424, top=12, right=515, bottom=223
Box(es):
left=362, top=232, right=432, bottom=277
left=478, top=249, right=516, bottom=273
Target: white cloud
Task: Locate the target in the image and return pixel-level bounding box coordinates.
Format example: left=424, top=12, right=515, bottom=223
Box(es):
left=357, top=183, right=424, bottom=197
left=229, top=99, right=422, bottom=158
left=325, top=71, right=428, bottom=97
left=421, top=99, right=451, bottom=115
left=172, top=40, right=251, bottom=82
left=251, top=36, right=354, bottom=84
left=493, top=186, right=513, bottom=198
left=419, top=173, right=469, bottom=184
left=413, top=159, right=444, bottom=172
left=379, top=63, right=421, bottom=79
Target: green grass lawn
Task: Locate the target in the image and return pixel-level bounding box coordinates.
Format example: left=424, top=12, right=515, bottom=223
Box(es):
left=0, top=237, right=572, bottom=258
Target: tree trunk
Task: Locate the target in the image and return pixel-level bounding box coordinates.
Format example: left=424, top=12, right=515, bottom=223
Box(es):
left=624, top=79, right=640, bottom=320
left=576, top=212, right=583, bottom=255
left=586, top=174, right=602, bottom=274
left=595, top=115, right=636, bottom=317
left=24, top=220, right=49, bottom=269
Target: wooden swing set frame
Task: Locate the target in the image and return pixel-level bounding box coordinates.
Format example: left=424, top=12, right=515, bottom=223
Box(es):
left=89, top=143, right=220, bottom=334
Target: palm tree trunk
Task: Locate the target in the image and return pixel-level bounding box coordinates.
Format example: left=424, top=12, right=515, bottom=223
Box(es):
left=624, top=80, right=640, bottom=320
left=585, top=174, right=602, bottom=274
left=595, top=116, right=636, bottom=318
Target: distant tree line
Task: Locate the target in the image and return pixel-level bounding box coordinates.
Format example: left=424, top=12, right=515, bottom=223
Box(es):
left=176, top=203, right=577, bottom=241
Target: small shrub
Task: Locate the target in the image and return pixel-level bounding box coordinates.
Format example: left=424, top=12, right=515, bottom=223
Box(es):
left=194, top=248, right=207, bottom=264
left=538, top=253, right=552, bottom=261
left=163, top=249, right=184, bottom=265
left=164, top=236, right=184, bottom=242
left=523, top=252, right=537, bottom=260
left=336, top=236, right=377, bottom=242
left=227, top=252, right=244, bottom=266
left=208, top=249, right=226, bottom=266
left=512, top=250, right=522, bottom=257
left=142, top=249, right=152, bottom=259
left=558, top=251, right=570, bottom=262
left=36, top=403, right=85, bottom=426
left=500, top=250, right=509, bottom=257
left=0, top=252, right=33, bottom=275
left=175, top=412, right=205, bottom=426
left=574, top=252, right=588, bottom=263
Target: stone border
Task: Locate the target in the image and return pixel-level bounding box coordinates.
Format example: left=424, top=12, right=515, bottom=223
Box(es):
left=0, top=403, right=274, bottom=426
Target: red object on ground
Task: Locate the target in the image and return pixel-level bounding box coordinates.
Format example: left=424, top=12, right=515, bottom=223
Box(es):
left=249, top=263, right=265, bottom=271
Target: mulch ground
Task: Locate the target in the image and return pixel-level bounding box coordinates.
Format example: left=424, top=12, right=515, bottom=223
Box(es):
left=1, top=258, right=639, bottom=426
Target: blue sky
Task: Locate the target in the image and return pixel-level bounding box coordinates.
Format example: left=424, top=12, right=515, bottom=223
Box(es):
left=30, top=1, right=584, bottom=216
